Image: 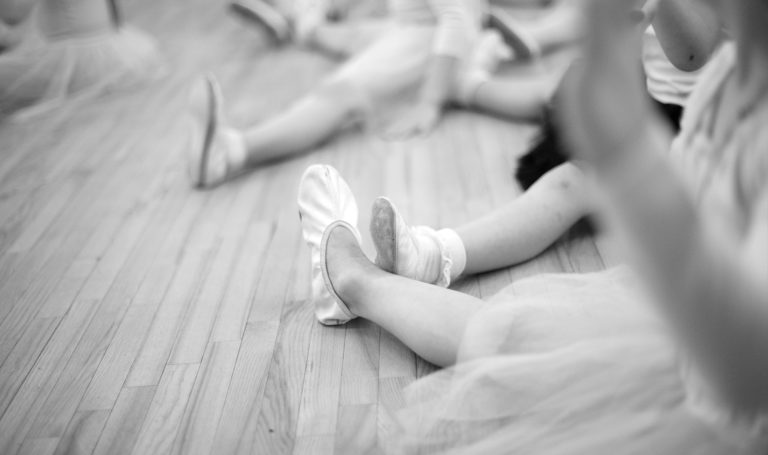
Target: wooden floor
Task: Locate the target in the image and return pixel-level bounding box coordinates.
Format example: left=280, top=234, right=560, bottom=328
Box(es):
left=0, top=1, right=609, bottom=454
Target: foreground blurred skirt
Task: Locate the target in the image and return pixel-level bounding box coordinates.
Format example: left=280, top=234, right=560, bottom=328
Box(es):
left=390, top=267, right=766, bottom=454
left=0, top=25, right=162, bottom=118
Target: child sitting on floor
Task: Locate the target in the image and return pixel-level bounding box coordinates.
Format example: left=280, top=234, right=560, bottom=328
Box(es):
left=187, top=0, right=523, bottom=188
left=294, top=0, right=768, bottom=451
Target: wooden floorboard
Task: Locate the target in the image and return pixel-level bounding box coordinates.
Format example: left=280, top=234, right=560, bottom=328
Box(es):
left=0, top=1, right=607, bottom=453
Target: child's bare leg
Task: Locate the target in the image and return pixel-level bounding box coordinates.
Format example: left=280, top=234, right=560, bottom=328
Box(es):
left=327, top=225, right=486, bottom=367
left=370, top=163, right=590, bottom=284
left=466, top=75, right=556, bottom=121
left=491, top=1, right=583, bottom=55
left=457, top=162, right=589, bottom=274
left=522, top=2, right=583, bottom=53
left=307, top=19, right=389, bottom=58
left=240, top=78, right=365, bottom=165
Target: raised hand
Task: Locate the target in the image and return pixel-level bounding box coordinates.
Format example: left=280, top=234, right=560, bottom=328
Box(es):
left=558, top=0, right=654, bottom=168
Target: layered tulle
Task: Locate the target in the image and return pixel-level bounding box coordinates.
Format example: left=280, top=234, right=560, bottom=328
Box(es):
left=389, top=268, right=766, bottom=454
left=0, top=25, right=162, bottom=118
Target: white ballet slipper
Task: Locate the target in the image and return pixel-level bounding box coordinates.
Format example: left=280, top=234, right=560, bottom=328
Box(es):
left=370, top=197, right=452, bottom=288
left=187, top=74, right=244, bottom=189
left=298, top=164, right=361, bottom=325
left=229, top=0, right=292, bottom=43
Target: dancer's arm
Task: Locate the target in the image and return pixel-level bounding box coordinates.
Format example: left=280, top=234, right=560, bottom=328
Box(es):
left=597, top=127, right=768, bottom=414
left=563, top=0, right=768, bottom=414
left=649, top=0, right=721, bottom=71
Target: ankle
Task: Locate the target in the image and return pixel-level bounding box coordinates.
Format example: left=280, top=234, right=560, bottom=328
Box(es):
left=329, top=265, right=360, bottom=309
left=328, top=255, right=379, bottom=313
left=437, top=228, right=467, bottom=282
left=453, top=72, right=488, bottom=107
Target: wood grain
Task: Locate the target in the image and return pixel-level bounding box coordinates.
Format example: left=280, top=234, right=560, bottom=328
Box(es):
left=0, top=0, right=609, bottom=453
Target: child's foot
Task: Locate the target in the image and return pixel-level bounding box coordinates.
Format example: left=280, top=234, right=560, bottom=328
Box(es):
left=298, top=164, right=361, bottom=325
left=324, top=222, right=377, bottom=308
left=370, top=197, right=452, bottom=287
left=229, top=0, right=292, bottom=43
left=187, top=75, right=246, bottom=189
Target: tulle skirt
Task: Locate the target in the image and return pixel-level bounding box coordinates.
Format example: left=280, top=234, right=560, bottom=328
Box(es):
left=390, top=267, right=766, bottom=454
left=0, top=25, right=162, bottom=118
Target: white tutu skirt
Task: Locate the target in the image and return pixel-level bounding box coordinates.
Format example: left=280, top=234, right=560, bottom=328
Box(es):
left=0, top=25, right=162, bottom=118
left=391, top=267, right=765, bottom=454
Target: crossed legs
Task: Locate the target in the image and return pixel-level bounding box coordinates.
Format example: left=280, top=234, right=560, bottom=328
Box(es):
left=317, top=163, right=590, bottom=368
left=326, top=225, right=486, bottom=368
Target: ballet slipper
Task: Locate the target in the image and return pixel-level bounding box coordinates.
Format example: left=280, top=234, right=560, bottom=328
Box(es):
left=486, top=7, right=542, bottom=61
left=187, top=74, right=244, bottom=189
left=298, top=164, right=361, bottom=325
left=370, top=197, right=451, bottom=288
left=229, top=0, right=292, bottom=43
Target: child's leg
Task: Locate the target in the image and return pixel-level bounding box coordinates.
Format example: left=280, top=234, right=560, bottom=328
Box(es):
left=457, top=162, right=590, bottom=274
left=491, top=1, right=583, bottom=55
left=520, top=2, right=583, bottom=53
left=240, top=26, right=429, bottom=166
left=307, top=19, right=390, bottom=58
left=239, top=78, right=365, bottom=165
left=327, top=225, right=486, bottom=367
left=370, top=163, right=591, bottom=284
left=465, top=75, right=555, bottom=121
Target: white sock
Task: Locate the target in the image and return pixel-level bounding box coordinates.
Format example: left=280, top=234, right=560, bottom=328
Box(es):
left=437, top=228, right=467, bottom=281
left=455, top=71, right=489, bottom=107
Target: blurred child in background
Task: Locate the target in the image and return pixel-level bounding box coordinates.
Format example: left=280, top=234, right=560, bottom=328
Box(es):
left=0, top=0, right=161, bottom=118
left=293, top=0, right=768, bottom=452
left=188, top=0, right=514, bottom=188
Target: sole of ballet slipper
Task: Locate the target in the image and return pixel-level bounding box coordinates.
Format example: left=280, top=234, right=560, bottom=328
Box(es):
left=318, top=220, right=357, bottom=325
left=190, top=74, right=221, bottom=189
left=370, top=197, right=398, bottom=274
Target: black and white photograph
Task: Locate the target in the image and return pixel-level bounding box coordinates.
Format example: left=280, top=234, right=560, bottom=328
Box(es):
left=0, top=0, right=765, bottom=453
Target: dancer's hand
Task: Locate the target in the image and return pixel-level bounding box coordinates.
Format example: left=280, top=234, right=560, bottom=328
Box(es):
left=382, top=103, right=441, bottom=141
left=558, top=0, right=653, bottom=169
